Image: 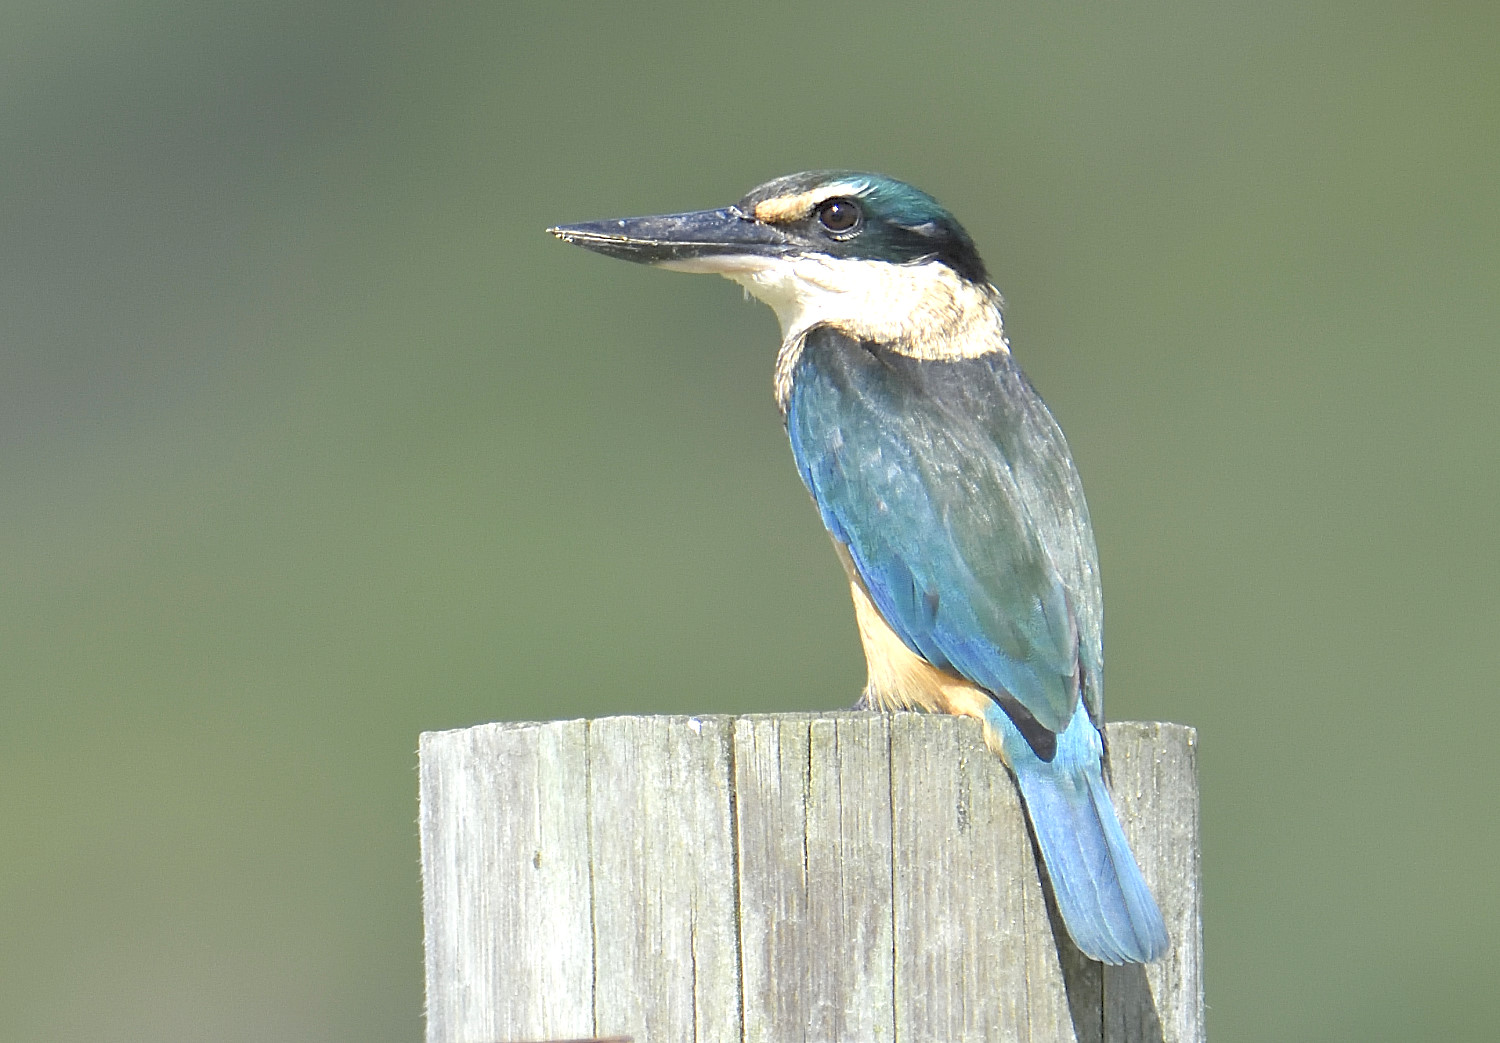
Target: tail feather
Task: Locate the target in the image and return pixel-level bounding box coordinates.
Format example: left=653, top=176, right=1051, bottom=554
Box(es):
left=990, top=704, right=1169, bottom=964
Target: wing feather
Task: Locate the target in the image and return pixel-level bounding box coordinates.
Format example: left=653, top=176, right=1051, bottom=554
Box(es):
left=786, top=325, right=1103, bottom=734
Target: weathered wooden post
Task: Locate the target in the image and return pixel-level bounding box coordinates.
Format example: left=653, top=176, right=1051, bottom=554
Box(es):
left=419, top=713, right=1201, bottom=1043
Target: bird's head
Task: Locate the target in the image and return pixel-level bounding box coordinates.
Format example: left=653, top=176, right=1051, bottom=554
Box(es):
left=550, top=171, right=1004, bottom=358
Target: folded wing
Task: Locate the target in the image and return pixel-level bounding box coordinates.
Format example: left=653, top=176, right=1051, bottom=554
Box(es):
left=785, top=325, right=1103, bottom=741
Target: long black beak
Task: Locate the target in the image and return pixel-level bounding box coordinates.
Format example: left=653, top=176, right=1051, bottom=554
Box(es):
left=548, top=206, right=791, bottom=266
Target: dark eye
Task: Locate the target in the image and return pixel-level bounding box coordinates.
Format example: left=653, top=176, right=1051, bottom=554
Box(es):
left=817, top=198, right=862, bottom=236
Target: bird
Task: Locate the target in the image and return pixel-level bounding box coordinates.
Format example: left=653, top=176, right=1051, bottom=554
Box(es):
left=549, top=171, right=1169, bottom=964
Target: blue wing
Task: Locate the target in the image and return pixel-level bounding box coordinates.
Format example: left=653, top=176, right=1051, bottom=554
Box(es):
left=786, top=325, right=1167, bottom=963
left=785, top=325, right=1102, bottom=737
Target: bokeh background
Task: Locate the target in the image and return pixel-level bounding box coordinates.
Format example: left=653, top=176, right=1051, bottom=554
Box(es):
left=4, top=2, right=1497, bottom=1041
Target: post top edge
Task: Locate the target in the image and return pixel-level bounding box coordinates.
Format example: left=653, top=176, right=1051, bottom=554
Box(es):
left=418, top=713, right=1192, bottom=741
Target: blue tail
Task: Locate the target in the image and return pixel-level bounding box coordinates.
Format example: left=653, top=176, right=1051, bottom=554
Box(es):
left=987, top=703, right=1169, bottom=964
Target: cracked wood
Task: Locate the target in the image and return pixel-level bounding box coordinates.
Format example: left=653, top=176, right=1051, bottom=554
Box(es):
left=419, top=713, right=1202, bottom=1043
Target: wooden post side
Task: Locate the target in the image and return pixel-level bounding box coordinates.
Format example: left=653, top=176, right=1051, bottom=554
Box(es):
left=891, top=712, right=1081, bottom=1043
left=418, top=713, right=1203, bottom=1043
left=734, top=712, right=895, bottom=1043
left=1105, top=722, right=1203, bottom=1043
left=588, top=715, right=740, bottom=1043
left=418, top=721, right=593, bottom=1043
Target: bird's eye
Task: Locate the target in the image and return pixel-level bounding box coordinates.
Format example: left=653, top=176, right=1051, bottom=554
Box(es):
left=816, top=198, right=862, bottom=236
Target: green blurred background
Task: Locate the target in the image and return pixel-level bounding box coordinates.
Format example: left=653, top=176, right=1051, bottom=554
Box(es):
left=3, top=2, right=1496, bottom=1040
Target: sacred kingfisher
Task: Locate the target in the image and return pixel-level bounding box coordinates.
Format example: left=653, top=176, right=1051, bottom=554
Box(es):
left=550, top=171, right=1169, bottom=964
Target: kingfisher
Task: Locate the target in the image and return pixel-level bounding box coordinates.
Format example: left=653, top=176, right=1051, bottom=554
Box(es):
left=550, top=171, right=1169, bottom=964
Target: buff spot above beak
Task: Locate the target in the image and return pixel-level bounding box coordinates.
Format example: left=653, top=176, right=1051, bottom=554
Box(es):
left=753, top=191, right=820, bottom=224
left=753, top=181, right=868, bottom=225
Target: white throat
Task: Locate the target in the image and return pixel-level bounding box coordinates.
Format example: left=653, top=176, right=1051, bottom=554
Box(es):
left=664, top=253, right=1009, bottom=410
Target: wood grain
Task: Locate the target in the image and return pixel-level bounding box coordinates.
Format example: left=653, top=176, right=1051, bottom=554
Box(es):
left=587, top=715, right=740, bottom=1043
left=419, top=720, right=594, bottom=1043
left=891, top=711, right=1080, bottom=1043
left=419, top=713, right=1202, bottom=1043
left=1104, top=722, right=1203, bottom=1043
left=734, top=712, right=895, bottom=1043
